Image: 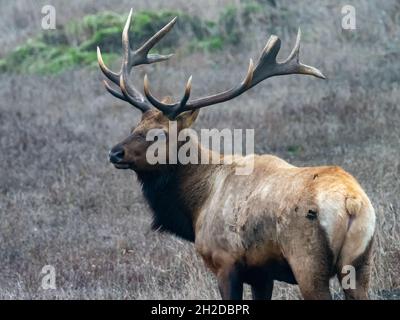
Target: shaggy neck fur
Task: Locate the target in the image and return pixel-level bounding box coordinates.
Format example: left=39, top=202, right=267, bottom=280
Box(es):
left=137, top=166, right=195, bottom=242
left=136, top=140, right=217, bottom=242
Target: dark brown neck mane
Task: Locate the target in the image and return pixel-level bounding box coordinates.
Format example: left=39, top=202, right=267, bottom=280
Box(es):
left=136, top=141, right=218, bottom=242
left=136, top=166, right=196, bottom=242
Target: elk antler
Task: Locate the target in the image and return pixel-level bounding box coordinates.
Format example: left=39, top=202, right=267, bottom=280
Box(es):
left=144, top=28, right=325, bottom=119
left=98, top=10, right=325, bottom=119
left=97, top=9, right=177, bottom=112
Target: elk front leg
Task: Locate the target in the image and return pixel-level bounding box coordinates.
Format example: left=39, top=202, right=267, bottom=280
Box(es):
left=217, top=265, right=243, bottom=300
left=197, top=248, right=244, bottom=300
left=251, top=278, right=274, bottom=300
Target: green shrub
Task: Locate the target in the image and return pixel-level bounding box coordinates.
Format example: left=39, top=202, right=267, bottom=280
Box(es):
left=219, top=5, right=242, bottom=45
left=79, top=27, right=122, bottom=52
left=189, top=36, right=224, bottom=52
left=0, top=6, right=284, bottom=75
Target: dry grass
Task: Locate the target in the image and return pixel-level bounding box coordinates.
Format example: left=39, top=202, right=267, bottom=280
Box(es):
left=0, top=0, right=399, bottom=299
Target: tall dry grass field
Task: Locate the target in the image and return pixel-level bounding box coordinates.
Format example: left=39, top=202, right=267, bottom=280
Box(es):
left=0, top=0, right=399, bottom=299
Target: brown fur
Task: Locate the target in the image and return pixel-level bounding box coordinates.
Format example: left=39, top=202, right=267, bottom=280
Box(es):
left=110, top=109, right=376, bottom=300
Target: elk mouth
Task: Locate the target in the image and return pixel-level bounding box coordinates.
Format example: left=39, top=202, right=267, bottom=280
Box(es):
left=109, top=147, right=135, bottom=169
left=113, top=163, right=133, bottom=170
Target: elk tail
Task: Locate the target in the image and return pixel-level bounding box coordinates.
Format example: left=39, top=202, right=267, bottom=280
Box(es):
left=337, top=196, right=376, bottom=268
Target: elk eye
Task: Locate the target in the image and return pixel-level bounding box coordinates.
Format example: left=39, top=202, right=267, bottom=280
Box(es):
left=134, top=132, right=146, bottom=140
left=306, top=210, right=318, bottom=220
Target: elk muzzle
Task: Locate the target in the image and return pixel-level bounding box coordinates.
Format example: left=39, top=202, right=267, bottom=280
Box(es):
left=109, top=145, right=131, bottom=169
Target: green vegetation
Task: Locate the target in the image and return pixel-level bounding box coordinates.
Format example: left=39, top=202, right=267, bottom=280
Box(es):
left=0, top=38, right=117, bottom=74
left=287, top=145, right=303, bottom=156
left=0, top=1, right=281, bottom=74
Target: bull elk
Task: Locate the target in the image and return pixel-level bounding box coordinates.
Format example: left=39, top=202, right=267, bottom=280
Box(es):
left=97, top=9, right=376, bottom=299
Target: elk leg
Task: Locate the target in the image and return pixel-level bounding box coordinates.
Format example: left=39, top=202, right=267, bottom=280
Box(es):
left=251, top=278, right=274, bottom=300
left=337, top=240, right=373, bottom=300
left=294, top=271, right=331, bottom=299
left=337, top=267, right=370, bottom=300
left=217, top=265, right=243, bottom=300
left=288, top=258, right=332, bottom=300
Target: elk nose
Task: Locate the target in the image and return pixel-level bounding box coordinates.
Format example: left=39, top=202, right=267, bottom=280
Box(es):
left=109, top=146, right=125, bottom=163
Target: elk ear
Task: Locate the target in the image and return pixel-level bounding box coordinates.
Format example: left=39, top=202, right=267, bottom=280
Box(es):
left=176, top=110, right=200, bottom=129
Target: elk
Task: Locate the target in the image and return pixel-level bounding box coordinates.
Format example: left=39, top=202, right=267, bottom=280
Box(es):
left=97, top=9, right=376, bottom=299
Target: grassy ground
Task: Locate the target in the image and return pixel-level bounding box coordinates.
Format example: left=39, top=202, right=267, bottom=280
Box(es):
left=0, top=0, right=399, bottom=299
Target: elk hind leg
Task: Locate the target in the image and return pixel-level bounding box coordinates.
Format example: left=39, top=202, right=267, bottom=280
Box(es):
left=337, top=239, right=374, bottom=300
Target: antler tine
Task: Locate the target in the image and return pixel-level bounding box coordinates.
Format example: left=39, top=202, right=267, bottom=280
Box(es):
left=102, top=80, right=125, bottom=100
left=122, top=9, right=176, bottom=67
left=103, top=77, right=150, bottom=113
left=285, top=28, right=301, bottom=62
left=143, top=74, right=172, bottom=113
left=97, top=47, right=120, bottom=84
left=134, top=17, right=177, bottom=65
left=285, top=28, right=326, bottom=79
left=144, top=74, right=194, bottom=119
left=250, top=28, right=326, bottom=87
left=97, top=8, right=176, bottom=113
left=181, top=75, right=193, bottom=107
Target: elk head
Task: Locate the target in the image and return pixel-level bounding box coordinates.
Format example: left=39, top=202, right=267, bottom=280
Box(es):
left=97, top=9, right=325, bottom=172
